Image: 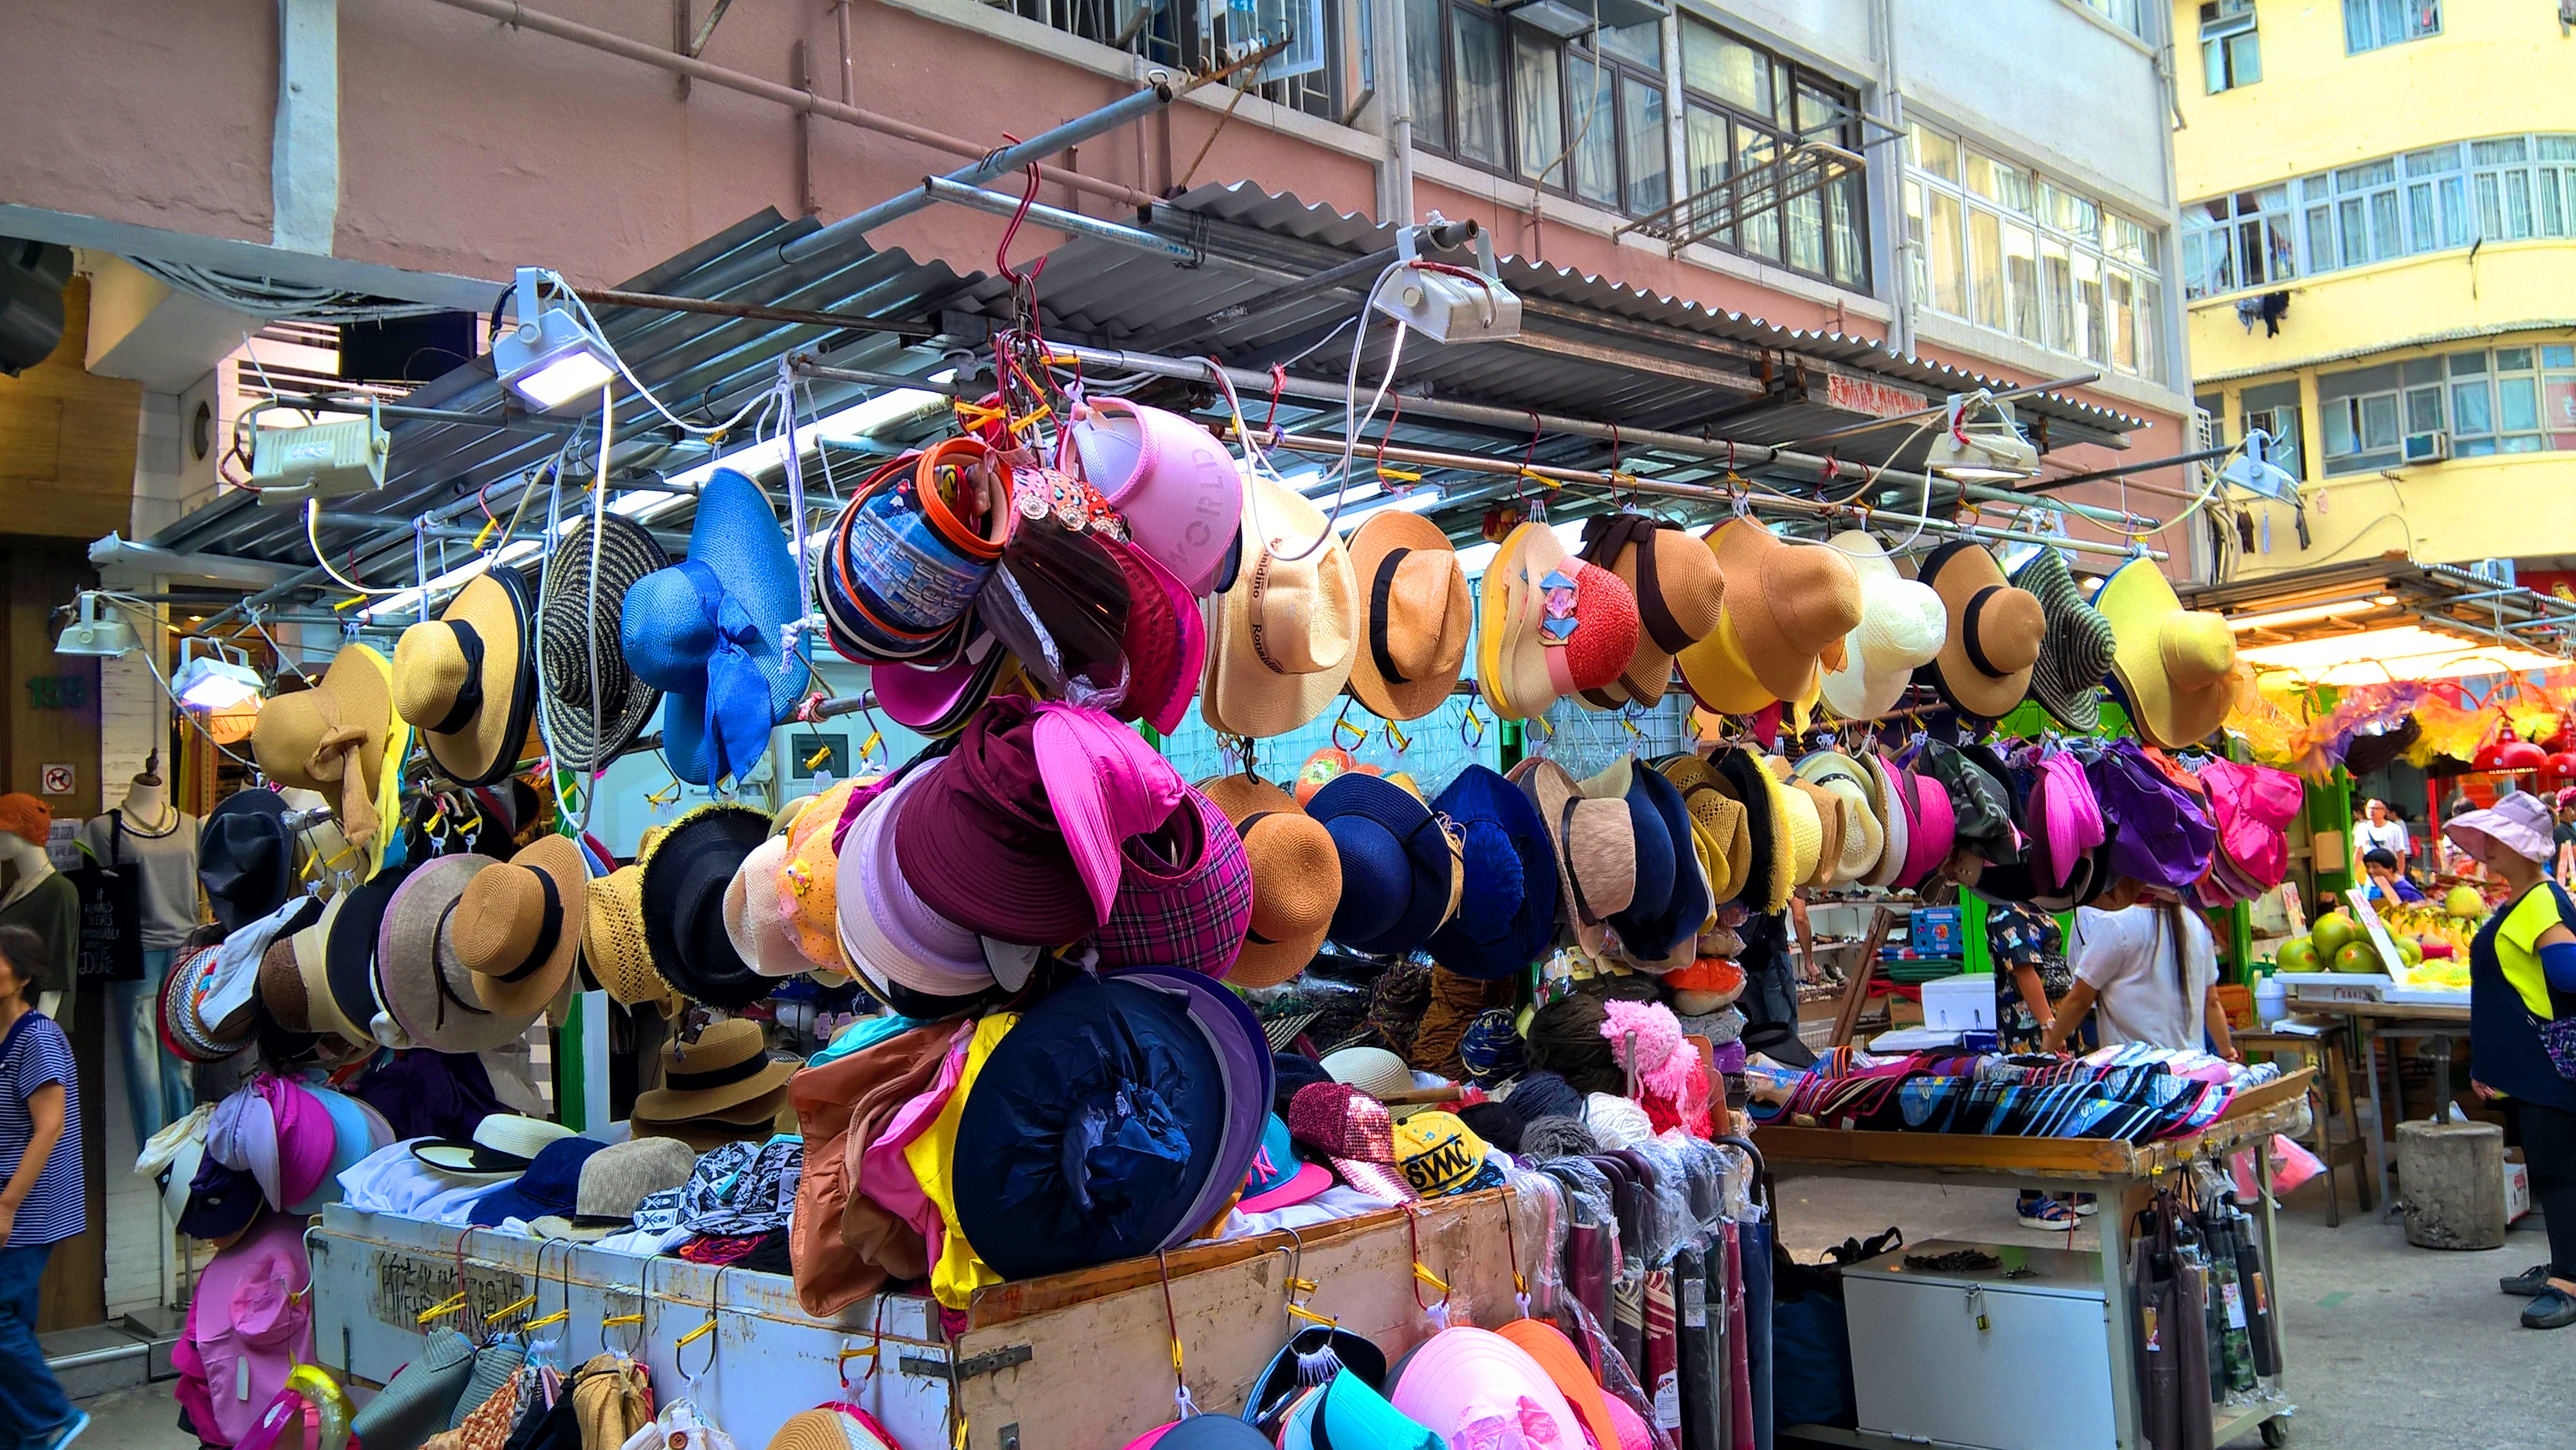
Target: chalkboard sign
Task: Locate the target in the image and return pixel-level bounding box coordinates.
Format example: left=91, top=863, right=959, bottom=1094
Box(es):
left=67, top=811, right=143, bottom=982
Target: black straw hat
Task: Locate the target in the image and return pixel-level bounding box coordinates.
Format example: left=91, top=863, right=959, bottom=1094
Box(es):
left=539, top=514, right=670, bottom=772
left=637, top=803, right=773, bottom=1009
left=327, top=862, right=414, bottom=1047
left=200, top=788, right=296, bottom=932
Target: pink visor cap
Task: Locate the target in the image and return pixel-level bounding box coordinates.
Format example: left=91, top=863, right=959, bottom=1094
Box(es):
left=2037, top=752, right=2106, bottom=892
left=1032, top=702, right=1191, bottom=928
left=1069, top=397, right=1243, bottom=595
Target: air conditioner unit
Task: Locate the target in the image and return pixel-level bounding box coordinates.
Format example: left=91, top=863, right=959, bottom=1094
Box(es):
left=2402, top=429, right=2450, bottom=464
left=1489, top=0, right=1667, bottom=39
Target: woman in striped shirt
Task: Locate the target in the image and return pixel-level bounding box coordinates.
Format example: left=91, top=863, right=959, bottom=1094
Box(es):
left=0, top=922, right=87, bottom=1449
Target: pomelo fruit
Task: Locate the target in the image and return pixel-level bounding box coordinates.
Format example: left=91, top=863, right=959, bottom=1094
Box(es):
left=2444, top=885, right=2485, bottom=918
left=2312, top=912, right=2360, bottom=960
left=2275, top=937, right=2319, bottom=972
left=2332, top=941, right=2384, bottom=974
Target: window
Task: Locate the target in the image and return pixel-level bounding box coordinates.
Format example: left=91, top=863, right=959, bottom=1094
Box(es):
left=1906, top=120, right=2162, bottom=380
left=1677, top=18, right=1868, bottom=287
left=2183, top=133, right=2576, bottom=296
left=2345, top=0, right=2439, bottom=53
left=2320, top=342, right=2576, bottom=471
left=2241, top=379, right=2305, bottom=480
left=989, top=0, right=1340, bottom=119
left=2072, top=0, right=2147, bottom=37
left=2200, top=1, right=2260, bottom=92
left=1406, top=0, right=1668, bottom=223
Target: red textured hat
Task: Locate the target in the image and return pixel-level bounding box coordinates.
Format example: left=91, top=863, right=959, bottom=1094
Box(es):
left=1538, top=561, right=1641, bottom=699
left=1098, top=538, right=1205, bottom=737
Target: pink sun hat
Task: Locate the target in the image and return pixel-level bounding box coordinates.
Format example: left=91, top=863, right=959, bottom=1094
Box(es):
left=871, top=632, right=1009, bottom=737
left=840, top=764, right=996, bottom=997
left=1895, top=767, right=1956, bottom=890
left=1068, top=397, right=1243, bottom=595
left=1030, top=702, right=1191, bottom=928
left=2036, top=751, right=2106, bottom=891
left=1390, top=1326, right=1590, bottom=1450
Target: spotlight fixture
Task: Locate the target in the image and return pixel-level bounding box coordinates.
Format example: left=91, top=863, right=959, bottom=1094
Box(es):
left=1372, top=225, right=1522, bottom=344
left=492, top=268, right=617, bottom=410
left=53, top=592, right=140, bottom=658
left=1923, top=392, right=2040, bottom=482
left=2218, top=427, right=2301, bottom=504
left=170, top=639, right=266, bottom=710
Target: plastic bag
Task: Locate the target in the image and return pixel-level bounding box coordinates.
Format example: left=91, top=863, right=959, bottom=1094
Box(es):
left=2228, top=1133, right=2324, bottom=1200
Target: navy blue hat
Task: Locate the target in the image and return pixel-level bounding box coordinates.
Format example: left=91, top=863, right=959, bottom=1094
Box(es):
left=201, top=788, right=297, bottom=933
left=951, top=976, right=1226, bottom=1282
left=178, top=1157, right=264, bottom=1241
left=1309, top=773, right=1457, bottom=957
left=469, top=1136, right=610, bottom=1227
left=1272, top=1051, right=1332, bottom=1119
left=1616, top=762, right=1707, bottom=966
left=1426, top=765, right=1560, bottom=982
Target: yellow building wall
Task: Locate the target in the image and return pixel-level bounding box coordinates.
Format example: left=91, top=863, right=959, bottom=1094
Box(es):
left=2173, top=2, right=2576, bottom=195
left=2228, top=452, right=2576, bottom=576
left=2190, top=238, right=2576, bottom=381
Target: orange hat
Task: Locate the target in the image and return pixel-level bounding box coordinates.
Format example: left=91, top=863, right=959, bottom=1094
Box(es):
left=1663, top=956, right=1745, bottom=995
left=1497, top=1319, right=1619, bottom=1450
left=781, top=779, right=862, bottom=971
left=0, top=794, right=51, bottom=847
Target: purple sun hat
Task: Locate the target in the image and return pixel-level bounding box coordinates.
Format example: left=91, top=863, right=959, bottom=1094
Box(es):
left=1106, top=966, right=1273, bottom=1246
left=2087, top=740, right=2217, bottom=893
left=2446, top=787, right=2555, bottom=865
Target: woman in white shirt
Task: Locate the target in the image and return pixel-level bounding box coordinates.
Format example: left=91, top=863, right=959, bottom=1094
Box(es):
left=2037, top=877, right=2241, bottom=1061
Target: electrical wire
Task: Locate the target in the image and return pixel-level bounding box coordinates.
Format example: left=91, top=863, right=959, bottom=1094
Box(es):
left=541, top=271, right=784, bottom=440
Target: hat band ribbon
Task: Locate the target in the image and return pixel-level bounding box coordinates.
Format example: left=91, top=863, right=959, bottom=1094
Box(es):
left=662, top=1048, right=774, bottom=1094
left=1961, top=585, right=2010, bottom=680
left=1367, top=549, right=1421, bottom=685
left=1559, top=797, right=1605, bottom=926
left=490, top=871, right=565, bottom=985
left=431, top=899, right=493, bottom=1029
left=1583, top=514, right=1696, bottom=657
left=675, top=559, right=779, bottom=789
left=429, top=622, right=487, bottom=735
left=1234, top=810, right=1282, bottom=944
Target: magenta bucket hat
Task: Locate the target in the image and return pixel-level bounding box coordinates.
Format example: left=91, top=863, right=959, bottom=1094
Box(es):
left=1070, top=397, right=1243, bottom=595
left=1893, top=767, right=1955, bottom=890
left=2201, top=757, right=2302, bottom=888
left=2036, top=751, right=2106, bottom=891
left=1092, top=787, right=1257, bottom=979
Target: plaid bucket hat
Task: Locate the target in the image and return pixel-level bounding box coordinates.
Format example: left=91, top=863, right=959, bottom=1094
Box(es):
left=1093, top=786, right=1257, bottom=978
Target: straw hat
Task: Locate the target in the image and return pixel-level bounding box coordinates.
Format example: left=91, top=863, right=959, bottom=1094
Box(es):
left=294, top=892, right=358, bottom=1042
left=2094, top=558, right=2239, bottom=749
left=1688, top=519, right=1863, bottom=706
left=1794, top=751, right=1884, bottom=886
left=255, top=644, right=407, bottom=865
left=1474, top=522, right=1545, bottom=721
left=257, top=938, right=311, bottom=1034
left=376, top=854, right=543, bottom=1054
left=1202, top=477, right=1358, bottom=738
left=1817, top=532, right=1945, bottom=721
left=582, top=863, right=673, bottom=1013
left=1784, top=775, right=1843, bottom=888
left=1658, top=754, right=1751, bottom=906
left=2010, top=547, right=2117, bottom=729
left=630, top=1018, right=796, bottom=1124
left=1576, top=514, right=1726, bottom=708
left=724, top=834, right=813, bottom=979
left=1915, top=541, right=2045, bottom=721
left=1344, top=511, right=1472, bottom=722
left=447, top=835, right=588, bottom=1018
left=1744, top=753, right=1820, bottom=906
left=1858, top=751, right=1915, bottom=890
left=637, top=803, right=774, bottom=1009
left=537, top=514, right=670, bottom=772
left=1198, top=774, right=1341, bottom=988
left=392, top=569, right=537, bottom=788
left=1508, top=756, right=1636, bottom=957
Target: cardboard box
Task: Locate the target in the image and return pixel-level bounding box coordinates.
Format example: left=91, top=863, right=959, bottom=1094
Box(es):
left=2506, top=1150, right=2532, bottom=1223
left=1922, top=975, right=1997, bottom=1032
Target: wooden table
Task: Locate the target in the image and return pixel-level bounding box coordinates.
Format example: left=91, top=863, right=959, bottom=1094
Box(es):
left=1758, top=1069, right=2312, bottom=1450
left=2235, top=1025, right=2373, bottom=1226
left=2279, top=999, right=2473, bottom=1215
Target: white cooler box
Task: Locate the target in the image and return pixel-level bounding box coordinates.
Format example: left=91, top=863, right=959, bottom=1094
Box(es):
left=1922, top=974, right=1998, bottom=1032
left=1843, top=1238, right=2116, bottom=1450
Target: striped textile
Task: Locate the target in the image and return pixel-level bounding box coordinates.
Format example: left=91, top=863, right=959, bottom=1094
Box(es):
left=0, top=1012, right=83, bottom=1247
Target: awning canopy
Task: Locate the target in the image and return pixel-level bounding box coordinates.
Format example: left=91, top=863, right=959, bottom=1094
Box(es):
left=2178, top=559, right=2576, bottom=688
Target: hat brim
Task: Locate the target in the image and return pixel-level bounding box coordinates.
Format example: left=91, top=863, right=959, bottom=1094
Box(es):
left=1497, top=525, right=1574, bottom=719
left=1344, top=512, right=1470, bottom=723
left=1205, top=481, right=1356, bottom=738
left=539, top=515, right=670, bottom=772
left=630, top=1058, right=798, bottom=1123
left=1237, top=1160, right=1333, bottom=1214
left=1920, top=541, right=2037, bottom=721
left=410, top=1140, right=534, bottom=1178
left=638, top=803, right=776, bottom=1009
left=1426, top=765, right=1559, bottom=981
left=1199, top=775, right=1338, bottom=989
left=1660, top=755, right=1752, bottom=907
left=1311, top=773, right=1456, bottom=956
left=1474, top=524, right=1537, bottom=721
left=380, top=854, right=538, bottom=1054
left=467, top=835, right=590, bottom=1018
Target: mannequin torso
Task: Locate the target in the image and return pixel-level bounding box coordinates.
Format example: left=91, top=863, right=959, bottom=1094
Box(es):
left=118, top=776, right=176, bottom=835
left=0, top=833, right=53, bottom=911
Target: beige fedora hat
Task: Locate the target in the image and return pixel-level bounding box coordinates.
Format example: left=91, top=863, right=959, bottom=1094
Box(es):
left=1202, top=478, right=1358, bottom=738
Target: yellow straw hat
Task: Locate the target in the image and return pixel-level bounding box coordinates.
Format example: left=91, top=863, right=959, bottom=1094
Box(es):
left=1473, top=522, right=1538, bottom=720
left=1764, top=757, right=1824, bottom=894
left=582, top=862, right=674, bottom=1015
left=1659, top=754, right=1751, bottom=906
left=2094, top=558, right=2240, bottom=749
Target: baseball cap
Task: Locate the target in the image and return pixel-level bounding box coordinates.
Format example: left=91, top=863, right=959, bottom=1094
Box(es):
left=1236, top=1114, right=1331, bottom=1215
left=1286, top=1083, right=1413, bottom=1202
left=178, top=1157, right=264, bottom=1241
left=1391, top=1110, right=1505, bottom=1198
left=468, top=1136, right=609, bottom=1227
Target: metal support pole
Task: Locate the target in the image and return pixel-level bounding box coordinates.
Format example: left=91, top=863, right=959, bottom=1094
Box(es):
left=1781, top=372, right=2103, bottom=449
left=915, top=178, right=1206, bottom=263
left=787, top=83, right=1177, bottom=257
left=1037, top=344, right=2161, bottom=534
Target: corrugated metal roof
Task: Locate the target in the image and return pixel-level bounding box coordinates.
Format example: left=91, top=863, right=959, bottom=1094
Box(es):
left=150, top=182, right=2152, bottom=601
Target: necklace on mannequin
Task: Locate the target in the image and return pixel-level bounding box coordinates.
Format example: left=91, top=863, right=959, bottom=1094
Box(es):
left=121, top=751, right=177, bottom=835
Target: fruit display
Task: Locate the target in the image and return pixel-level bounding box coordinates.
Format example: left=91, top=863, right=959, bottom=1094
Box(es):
left=2266, top=898, right=2484, bottom=990
left=2444, top=884, right=2487, bottom=918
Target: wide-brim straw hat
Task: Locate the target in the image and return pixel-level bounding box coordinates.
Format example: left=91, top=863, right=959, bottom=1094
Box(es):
left=1492, top=521, right=1585, bottom=720
left=1578, top=514, right=1725, bottom=708
left=623, top=468, right=812, bottom=787
left=1916, top=541, right=2046, bottom=721
left=1858, top=751, right=1915, bottom=890
left=1818, top=532, right=1945, bottom=721
left=2095, top=558, right=2239, bottom=749
left=449, top=835, right=588, bottom=1018
left=637, top=803, right=774, bottom=1009
left=2011, top=547, right=2116, bottom=731
left=1784, top=775, right=1843, bottom=888
left=1199, top=774, right=1341, bottom=988
left=392, top=569, right=537, bottom=788
left=1508, top=756, right=1635, bottom=957
left=294, top=891, right=359, bottom=1043
left=582, top=862, right=673, bottom=1013
left=378, top=854, right=544, bottom=1054
left=538, top=513, right=670, bottom=772
left=1710, top=747, right=1793, bottom=912
left=631, top=1017, right=797, bottom=1122
left=1795, top=751, right=1884, bottom=886
left=1474, top=522, right=1543, bottom=722
left=1701, top=518, right=1862, bottom=705
left=1202, top=478, right=1357, bottom=738
left=252, top=644, right=406, bottom=864
left=1344, top=511, right=1472, bottom=722
left=1659, top=754, right=1751, bottom=907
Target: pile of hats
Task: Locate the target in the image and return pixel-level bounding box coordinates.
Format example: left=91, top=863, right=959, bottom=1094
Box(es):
left=155, top=1075, right=394, bottom=1244
left=629, top=1020, right=799, bottom=1151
